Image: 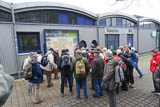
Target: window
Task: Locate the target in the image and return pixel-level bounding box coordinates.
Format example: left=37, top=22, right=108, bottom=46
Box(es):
left=122, top=19, right=127, bottom=27
left=106, top=34, right=119, bottom=50
left=116, top=18, right=122, bottom=27
left=99, top=19, right=106, bottom=26
left=106, top=18, right=111, bottom=26
left=130, top=22, right=135, bottom=27
left=17, top=32, right=41, bottom=53
left=15, top=11, right=41, bottom=22
left=111, top=18, right=116, bottom=27
left=42, top=11, right=57, bottom=23
left=69, top=13, right=77, bottom=24
left=0, top=10, right=12, bottom=22
left=126, top=20, right=131, bottom=27
left=150, top=22, right=156, bottom=29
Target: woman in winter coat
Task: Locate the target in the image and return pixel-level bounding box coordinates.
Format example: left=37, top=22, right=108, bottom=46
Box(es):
left=103, top=50, right=118, bottom=107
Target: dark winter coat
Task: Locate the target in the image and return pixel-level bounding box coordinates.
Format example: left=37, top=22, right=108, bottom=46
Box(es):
left=59, top=52, right=72, bottom=76
left=29, top=62, right=43, bottom=83
left=53, top=51, right=60, bottom=65
left=154, top=67, right=160, bottom=89
left=91, top=56, right=104, bottom=80
left=103, top=57, right=118, bottom=91
left=71, top=52, right=89, bottom=79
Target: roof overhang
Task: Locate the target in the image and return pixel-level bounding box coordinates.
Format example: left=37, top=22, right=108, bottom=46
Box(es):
left=13, top=2, right=97, bottom=20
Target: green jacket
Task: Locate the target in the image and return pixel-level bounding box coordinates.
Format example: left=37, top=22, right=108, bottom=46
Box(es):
left=71, top=52, right=89, bottom=79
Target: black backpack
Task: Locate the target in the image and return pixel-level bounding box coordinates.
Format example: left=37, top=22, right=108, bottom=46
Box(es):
left=41, top=54, right=48, bottom=66
left=61, top=55, right=71, bottom=68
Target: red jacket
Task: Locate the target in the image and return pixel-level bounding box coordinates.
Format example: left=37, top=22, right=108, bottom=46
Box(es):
left=150, top=52, right=160, bottom=73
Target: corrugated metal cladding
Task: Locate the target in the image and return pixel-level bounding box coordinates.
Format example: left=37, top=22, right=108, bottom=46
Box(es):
left=0, top=24, right=18, bottom=74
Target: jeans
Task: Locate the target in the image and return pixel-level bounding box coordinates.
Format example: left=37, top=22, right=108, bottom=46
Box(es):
left=61, top=74, right=73, bottom=94
left=107, top=89, right=117, bottom=107
left=28, top=82, right=32, bottom=95
left=135, top=63, right=143, bottom=76
left=93, top=79, right=104, bottom=96
left=76, top=78, right=88, bottom=98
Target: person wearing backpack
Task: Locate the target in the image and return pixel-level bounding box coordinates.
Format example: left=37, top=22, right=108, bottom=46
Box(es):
left=53, top=48, right=60, bottom=79
left=131, top=47, right=143, bottom=78
left=29, top=53, right=43, bottom=104
left=40, top=48, right=57, bottom=88
left=59, top=49, right=73, bottom=97
left=91, top=48, right=105, bottom=98
left=118, top=48, right=129, bottom=91
left=71, top=50, right=89, bottom=100
left=103, top=50, right=118, bottom=107
left=23, top=52, right=35, bottom=95
left=150, top=48, right=160, bottom=93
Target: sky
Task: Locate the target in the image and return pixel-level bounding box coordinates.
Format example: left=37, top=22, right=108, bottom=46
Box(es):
left=2, top=0, right=160, bottom=20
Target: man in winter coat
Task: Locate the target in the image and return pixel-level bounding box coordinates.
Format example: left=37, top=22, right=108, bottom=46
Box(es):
left=71, top=50, right=89, bottom=99
left=29, top=54, right=43, bottom=104
left=150, top=48, right=160, bottom=93
left=40, top=48, right=57, bottom=88
left=91, top=48, right=105, bottom=98
left=103, top=50, right=118, bottom=107
left=59, top=49, right=73, bottom=97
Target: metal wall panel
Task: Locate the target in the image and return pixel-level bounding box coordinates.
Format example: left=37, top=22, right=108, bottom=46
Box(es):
left=16, top=24, right=98, bottom=69
left=139, top=29, right=156, bottom=53
left=0, top=24, right=18, bottom=74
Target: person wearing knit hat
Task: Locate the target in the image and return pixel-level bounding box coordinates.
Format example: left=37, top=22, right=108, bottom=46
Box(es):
left=103, top=49, right=118, bottom=107
left=91, top=47, right=104, bottom=98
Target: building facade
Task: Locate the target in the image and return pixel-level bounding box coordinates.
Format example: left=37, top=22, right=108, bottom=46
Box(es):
left=0, top=1, right=160, bottom=74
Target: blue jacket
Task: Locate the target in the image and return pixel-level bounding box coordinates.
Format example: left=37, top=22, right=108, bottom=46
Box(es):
left=29, top=62, right=42, bottom=83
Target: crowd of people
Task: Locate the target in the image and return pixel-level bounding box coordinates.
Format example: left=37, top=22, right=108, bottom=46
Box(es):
left=21, top=44, right=160, bottom=107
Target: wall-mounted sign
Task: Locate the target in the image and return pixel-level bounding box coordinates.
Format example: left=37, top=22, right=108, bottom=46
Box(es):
left=105, top=28, right=134, bottom=34
left=151, top=31, right=156, bottom=37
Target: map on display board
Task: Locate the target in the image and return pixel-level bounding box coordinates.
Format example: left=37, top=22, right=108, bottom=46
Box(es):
left=45, top=30, right=78, bottom=56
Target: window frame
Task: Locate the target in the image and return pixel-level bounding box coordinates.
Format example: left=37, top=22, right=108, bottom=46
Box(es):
left=68, top=12, right=77, bottom=25
left=0, top=9, right=12, bottom=22
left=17, top=32, right=41, bottom=53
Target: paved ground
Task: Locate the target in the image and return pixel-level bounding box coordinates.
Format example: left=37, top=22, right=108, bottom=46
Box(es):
left=2, top=55, right=160, bottom=107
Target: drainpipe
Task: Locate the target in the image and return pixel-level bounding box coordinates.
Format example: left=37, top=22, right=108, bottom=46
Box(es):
left=97, top=15, right=100, bottom=45
left=137, top=19, right=139, bottom=53
left=11, top=3, right=21, bottom=79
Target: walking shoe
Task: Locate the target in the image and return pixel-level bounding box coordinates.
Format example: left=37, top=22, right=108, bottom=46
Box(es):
left=151, top=91, right=156, bottom=93
left=70, top=92, right=73, bottom=96
left=92, top=94, right=100, bottom=98
left=139, top=75, right=143, bottom=78
left=34, top=100, right=43, bottom=104
left=84, top=96, right=88, bottom=99
left=61, top=93, right=64, bottom=97
left=47, top=83, right=53, bottom=88
left=76, top=97, right=81, bottom=100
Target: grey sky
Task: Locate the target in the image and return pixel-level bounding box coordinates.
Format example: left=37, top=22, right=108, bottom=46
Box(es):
left=2, top=0, right=160, bottom=20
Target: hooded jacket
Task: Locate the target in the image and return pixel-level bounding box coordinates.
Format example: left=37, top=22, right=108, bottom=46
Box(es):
left=103, top=57, right=118, bottom=91
left=71, top=52, right=89, bottom=79
left=150, top=52, right=160, bottom=73
left=29, top=61, right=43, bottom=83
left=91, top=55, right=104, bottom=79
